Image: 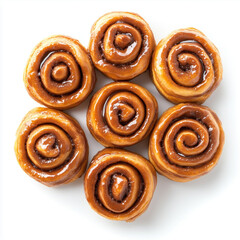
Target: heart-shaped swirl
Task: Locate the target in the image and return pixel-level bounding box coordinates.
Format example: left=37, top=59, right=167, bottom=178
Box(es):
left=24, top=35, right=96, bottom=109
left=87, top=82, right=158, bottom=147
left=149, top=104, right=224, bottom=182
left=15, top=108, right=88, bottom=186
left=151, top=28, right=223, bottom=103
left=84, top=148, right=157, bottom=221
left=89, top=12, right=155, bottom=80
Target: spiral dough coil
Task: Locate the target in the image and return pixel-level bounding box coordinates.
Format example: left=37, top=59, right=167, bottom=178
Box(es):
left=151, top=28, right=223, bottom=104
left=84, top=148, right=157, bottom=221
left=87, top=82, right=158, bottom=147
left=24, top=35, right=96, bottom=110
left=89, top=12, right=155, bottom=80
left=149, top=104, right=224, bottom=182
left=15, top=108, right=88, bottom=186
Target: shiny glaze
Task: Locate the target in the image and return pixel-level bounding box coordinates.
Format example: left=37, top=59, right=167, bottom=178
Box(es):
left=15, top=108, right=88, bottom=187
left=87, top=82, right=158, bottom=147
left=111, top=174, right=129, bottom=201
left=149, top=103, right=224, bottom=182
left=24, top=35, right=96, bottom=110
left=151, top=28, right=223, bottom=104
left=51, top=63, right=69, bottom=82
left=84, top=148, right=157, bottom=221
left=89, top=12, right=155, bottom=81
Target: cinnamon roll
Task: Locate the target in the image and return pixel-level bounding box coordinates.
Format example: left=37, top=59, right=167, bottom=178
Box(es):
left=15, top=108, right=88, bottom=186
left=151, top=28, right=223, bottom=104
left=87, top=82, right=158, bottom=147
left=24, top=35, right=96, bottom=110
left=89, top=12, right=155, bottom=81
left=84, top=148, right=157, bottom=221
left=149, top=104, right=224, bottom=182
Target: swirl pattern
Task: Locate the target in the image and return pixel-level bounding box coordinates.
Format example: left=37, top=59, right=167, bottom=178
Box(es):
left=15, top=108, right=88, bottom=186
left=89, top=12, right=155, bottom=80
left=84, top=148, right=157, bottom=221
left=87, top=82, right=158, bottom=147
left=151, top=28, right=223, bottom=103
left=149, top=104, right=224, bottom=182
left=24, top=35, right=96, bottom=109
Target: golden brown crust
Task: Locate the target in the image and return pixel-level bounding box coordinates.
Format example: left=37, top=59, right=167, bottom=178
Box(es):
left=151, top=28, right=223, bottom=104
left=89, top=11, right=155, bottom=81
left=84, top=148, right=157, bottom=221
left=87, top=82, right=158, bottom=147
left=149, top=103, right=224, bottom=182
left=15, top=107, right=88, bottom=187
left=24, top=35, right=96, bottom=110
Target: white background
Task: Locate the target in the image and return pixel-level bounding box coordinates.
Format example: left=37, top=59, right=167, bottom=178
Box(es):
left=0, top=0, right=239, bottom=239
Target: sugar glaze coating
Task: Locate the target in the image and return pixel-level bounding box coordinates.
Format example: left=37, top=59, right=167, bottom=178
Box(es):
left=24, top=35, right=96, bottom=109
left=149, top=103, right=224, bottom=182
left=15, top=108, right=88, bottom=186
left=87, top=82, right=158, bottom=147
left=84, top=148, right=157, bottom=221
left=151, top=28, right=222, bottom=103
left=89, top=12, right=155, bottom=80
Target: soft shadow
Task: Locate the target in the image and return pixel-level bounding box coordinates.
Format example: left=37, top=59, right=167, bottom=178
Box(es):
left=54, top=175, right=84, bottom=191
left=53, top=65, right=227, bottom=229
left=132, top=69, right=174, bottom=117
left=125, top=137, right=149, bottom=159
left=100, top=176, right=176, bottom=231
left=131, top=176, right=174, bottom=227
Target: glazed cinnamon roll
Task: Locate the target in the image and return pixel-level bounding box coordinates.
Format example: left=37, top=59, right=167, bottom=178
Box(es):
left=149, top=104, right=224, bottom=182
left=15, top=108, right=88, bottom=186
left=89, top=12, right=155, bottom=81
left=24, top=35, right=96, bottom=110
left=84, top=148, right=157, bottom=221
left=87, top=82, right=158, bottom=147
left=151, top=28, right=223, bottom=104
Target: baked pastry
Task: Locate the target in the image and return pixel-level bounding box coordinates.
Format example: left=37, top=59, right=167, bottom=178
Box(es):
left=149, top=103, right=224, bottom=182
left=151, top=28, right=223, bottom=104
left=84, top=148, right=157, bottom=221
left=89, top=12, right=155, bottom=81
left=15, top=107, right=88, bottom=186
left=87, top=82, right=158, bottom=147
left=24, top=35, right=96, bottom=110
